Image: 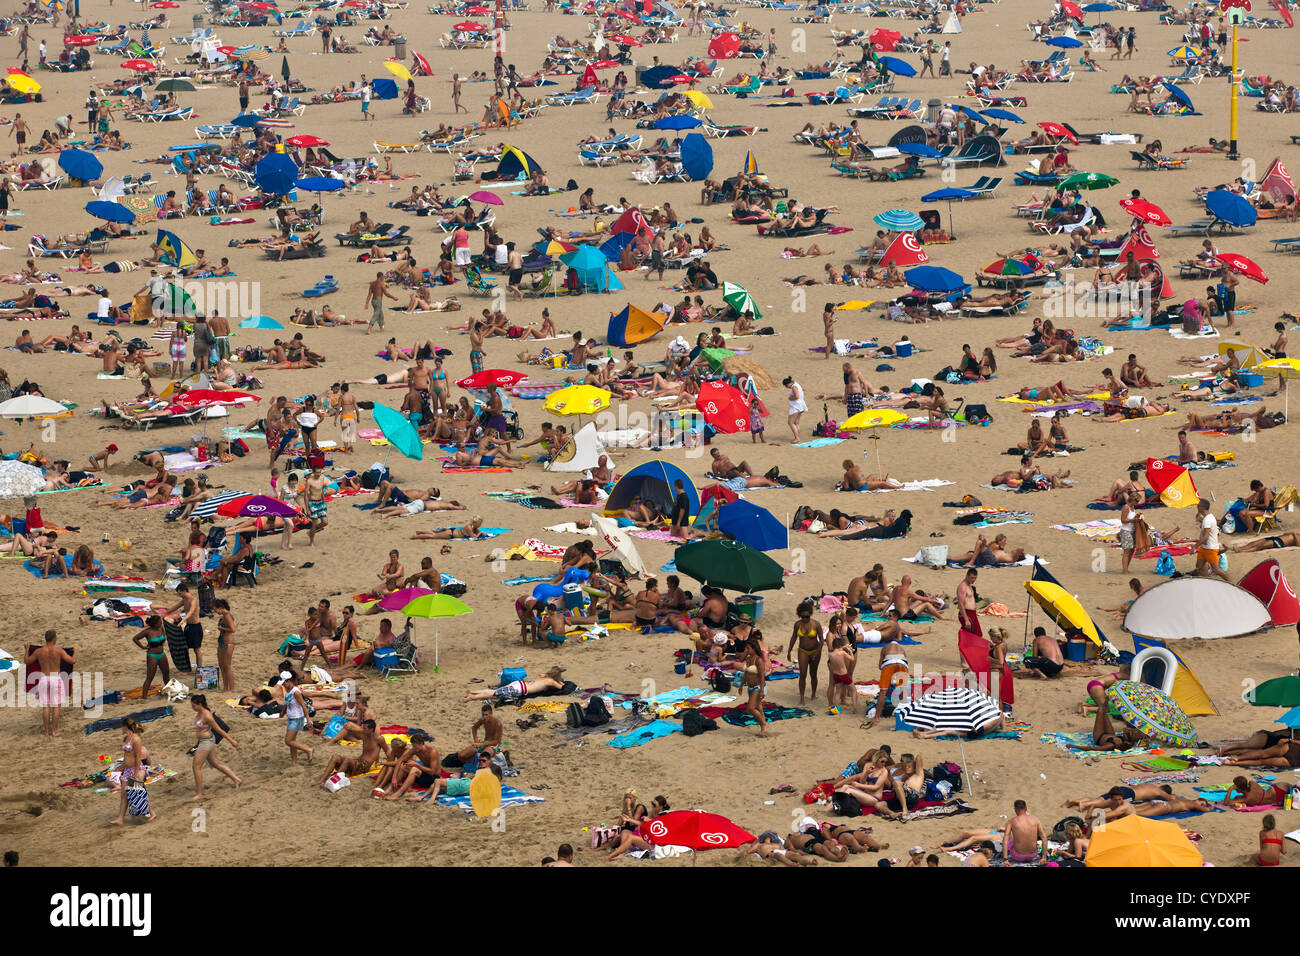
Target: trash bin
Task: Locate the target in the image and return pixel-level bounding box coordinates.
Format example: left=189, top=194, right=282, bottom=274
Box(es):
left=193, top=13, right=204, bottom=32
left=394, top=38, right=407, bottom=59
left=925, top=97, right=942, bottom=124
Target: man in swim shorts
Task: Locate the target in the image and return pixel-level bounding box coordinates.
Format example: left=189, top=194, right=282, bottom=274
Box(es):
left=26, top=629, right=76, bottom=737
left=1003, top=799, right=1047, bottom=864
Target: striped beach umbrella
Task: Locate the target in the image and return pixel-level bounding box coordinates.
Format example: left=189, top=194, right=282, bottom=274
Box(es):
left=873, top=209, right=924, bottom=231
left=895, top=686, right=1002, bottom=733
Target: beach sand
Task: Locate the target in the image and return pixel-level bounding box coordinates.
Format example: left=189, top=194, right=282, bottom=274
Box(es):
left=1, top=0, right=1298, bottom=868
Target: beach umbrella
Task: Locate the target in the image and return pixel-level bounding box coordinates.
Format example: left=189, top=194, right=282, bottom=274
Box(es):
left=877, top=55, right=916, bottom=77
left=0, top=460, right=45, bottom=498
left=1024, top=579, right=1103, bottom=645
left=718, top=499, right=788, bottom=551
left=1060, top=171, right=1118, bottom=191
left=287, top=134, right=329, bottom=147
left=983, top=256, right=1036, bottom=276
left=122, top=59, right=158, bottom=72
left=175, top=389, right=259, bottom=408
left=1083, top=2, right=1116, bottom=9
left=215, top=494, right=300, bottom=519
left=372, top=403, right=424, bottom=460
left=722, top=281, right=761, bottom=319
left=981, top=107, right=1024, bottom=124
left=5, top=72, right=40, bottom=95
left=544, top=383, right=611, bottom=417
left=641, top=65, right=679, bottom=88
left=57, top=148, right=103, bottom=183
left=615, top=9, right=642, bottom=20
left=294, top=176, right=344, bottom=218
left=842, top=408, right=906, bottom=472
left=255, top=152, right=299, bottom=195
left=609, top=33, right=642, bottom=46
left=1119, top=196, right=1171, bottom=226
left=0, top=395, right=67, bottom=419
left=237, top=315, right=285, bottom=332
left=873, top=209, right=925, bottom=231
left=468, top=190, right=504, bottom=206
left=158, top=280, right=198, bottom=318
left=922, top=186, right=976, bottom=235
left=1248, top=676, right=1300, bottom=708
left=1204, top=189, right=1258, bottom=228
left=680, top=132, right=713, bottom=180
left=708, top=32, right=740, bottom=58
left=453, top=21, right=486, bottom=31
left=395, top=591, right=472, bottom=672
left=1037, top=121, right=1078, bottom=144
left=1160, top=80, right=1196, bottom=113
left=64, top=34, right=98, bottom=46
left=695, top=381, right=750, bottom=435
left=683, top=90, right=713, bottom=110
left=1085, top=815, right=1202, bottom=868
left=674, top=539, right=784, bottom=593
left=230, top=113, right=262, bottom=129
left=456, top=369, right=526, bottom=389
left=1216, top=252, right=1268, bottom=284
left=869, top=27, right=901, bottom=51
left=896, top=141, right=941, bottom=159
left=375, top=586, right=437, bottom=612
left=155, top=77, right=197, bottom=93
left=651, top=114, right=701, bottom=129
left=1276, top=706, right=1300, bottom=735
left=85, top=200, right=136, bottom=224
left=667, top=74, right=693, bottom=85
left=896, top=686, right=1002, bottom=733
left=384, top=60, right=414, bottom=83
left=537, top=239, right=578, bottom=255
left=642, top=810, right=755, bottom=862
left=1061, top=0, right=1084, bottom=16
left=599, top=231, right=636, bottom=261
left=280, top=54, right=292, bottom=84
left=955, top=104, right=987, bottom=125
left=1107, top=680, right=1196, bottom=747
left=904, top=265, right=965, bottom=292
left=1167, top=44, right=1205, bottom=60
left=1044, top=35, right=1083, bottom=48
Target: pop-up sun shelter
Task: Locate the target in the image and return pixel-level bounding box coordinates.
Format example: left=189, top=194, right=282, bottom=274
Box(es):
left=605, top=459, right=697, bottom=516
left=1237, top=558, right=1300, bottom=626
left=1129, top=636, right=1217, bottom=716
left=1123, top=577, right=1270, bottom=639
left=607, top=304, right=668, bottom=347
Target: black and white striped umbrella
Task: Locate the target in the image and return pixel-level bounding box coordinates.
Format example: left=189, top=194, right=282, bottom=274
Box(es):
left=192, top=490, right=249, bottom=518
left=895, top=686, right=1002, bottom=733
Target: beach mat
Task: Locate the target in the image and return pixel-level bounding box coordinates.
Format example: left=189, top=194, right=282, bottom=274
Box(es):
left=85, top=705, right=174, bottom=735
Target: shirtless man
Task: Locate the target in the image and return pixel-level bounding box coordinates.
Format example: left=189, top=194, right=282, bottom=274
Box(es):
left=1022, top=626, right=1065, bottom=679
left=364, top=271, right=397, bottom=335
left=384, top=734, right=441, bottom=801
left=402, top=556, right=442, bottom=591
left=316, top=718, right=391, bottom=787
left=1063, top=783, right=1174, bottom=815
left=26, top=630, right=76, bottom=737
left=826, top=635, right=856, bottom=713
left=1120, top=352, right=1155, bottom=388
left=955, top=569, right=980, bottom=634
left=462, top=667, right=566, bottom=702
left=1003, top=799, right=1048, bottom=864
left=708, top=448, right=753, bottom=479
left=300, top=465, right=329, bottom=545
left=890, top=575, right=946, bottom=620
left=889, top=753, right=926, bottom=818
left=167, top=583, right=204, bottom=667
left=452, top=703, right=503, bottom=765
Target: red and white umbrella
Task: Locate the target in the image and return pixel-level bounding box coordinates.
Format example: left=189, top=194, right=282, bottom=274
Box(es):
left=286, top=134, right=330, bottom=147
left=869, top=27, right=901, bottom=51
left=216, top=45, right=238, bottom=55
left=64, top=34, right=99, bottom=45
left=454, top=21, right=486, bottom=31
left=708, top=32, right=740, bottom=59
left=174, top=389, right=260, bottom=408
left=150, top=1, right=180, bottom=7
left=456, top=369, right=526, bottom=389
left=609, top=34, right=642, bottom=46
left=1119, top=197, right=1171, bottom=226
left=466, top=5, right=491, bottom=12
left=122, top=60, right=158, bottom=72
left=590, top=59, right=620, bottom=69
left=616, top=9, right=642, bottom=21
left=643, top=810, right=756, bottom=853
left=1037, top=121, right=1078, bottom=144
left=1061, top=0, right=1084, bottom=19
left=668, top=74, right=693, bottom=84
left=1216, top=252, right=1269, bottom=284
left=695, top=381, right=751, bottom=434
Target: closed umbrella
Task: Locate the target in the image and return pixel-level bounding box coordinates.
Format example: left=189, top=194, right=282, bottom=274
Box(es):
left=85, top=200, right=136, bottom=224
left=718, top=499, right=787, bottom=551
left=695, top=381, right=750, bottom=434
left=1108, top=680, right=1196, bottom=747
left=1086, top=815, right=1202, bottom=868
left=673, top=539, right=784, bottom=592
left=0, top=460, right=46, bottom=498
left=58, top=148, right=103, bottom=183
left=721, top=281, right=761, bottom=319
left=680, top=132, right=713, bottom=180
left=281, top=54, right=292, bottom=84
left=371, top=403, right=424, bottom=460
left=873, top=209, right=925, bottom=231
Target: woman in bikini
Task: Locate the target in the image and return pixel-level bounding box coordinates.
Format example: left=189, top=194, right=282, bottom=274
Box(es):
left=214, top=599, right=236, bottom=692
left=834, top=753, right=899, bottom=818
left=131, top=615, right=170, bottom=699
left=1257, top=814, right=1286, bottom=867
left=786, top=600, right=824, bottom=706
left=741, top=638, right=768, bottom=737
left=109, top=718, right=152, bottom=825
left=189, top=693, right=241, bottom=799
left=411, top=515, right=484, bottom=540
left=1073, top=679, right=1148, bottom=751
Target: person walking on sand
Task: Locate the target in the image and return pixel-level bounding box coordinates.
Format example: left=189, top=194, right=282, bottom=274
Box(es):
left=109, top=718, right=153, bottom=825
left=823, top=302, right=836, bottom=359
left=188, top=694, right=240, bottom=799
left=365, top=271, right=396, bottom=335
left=281, top=670, right=314, bottom=763
left=784, top=376, right=807, bottom=443
left=452, top=72, right=467, bottom=114
left=26, top=630, right=75, bottom=737
left=741, top=638, right=768, bottom=735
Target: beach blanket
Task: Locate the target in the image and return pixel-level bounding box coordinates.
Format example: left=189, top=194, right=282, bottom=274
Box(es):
left=84, top=705, right=174, bottom=735
left=857, top=479, right=956, bottom=493
left=870, top=798, right=978, bottom=821
left=437, top=784, right=545, bottom=812
left=698, top=702, right=812, bottom=726
left=37, top=479, right=107, bottom=494
left=904, top=553, right=1042, bottom=569
left=23, top=556, right=105, bottom=578
left=1040, top=731, right=1157, bottom=759
left=502, top=574, right=555, bottom=586
left=438, top=457, right=515, bottom=474
left=1117, top=756, right=1194, bottom=773
left=484, top=490, right=564, bottom=509
left=1122, top=770, right=1200, bottom=785
left=793, top=437, right=846, bottom=448
left=606, top=719, right=682, bottom=749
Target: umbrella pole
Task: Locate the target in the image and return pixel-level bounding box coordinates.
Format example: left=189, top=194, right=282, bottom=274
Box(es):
left=960, top=737, right=975, bottom=798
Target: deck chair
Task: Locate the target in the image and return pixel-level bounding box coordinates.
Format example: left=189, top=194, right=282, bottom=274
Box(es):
left=380, top=627, right=419, bottom=676
left=466, top=265, right=497, bottom=296
left=225, top=548, right=258, bottom=588
left=527, top=266, right=557, bottom=297
left=967, top=175, right=1003, bottom=197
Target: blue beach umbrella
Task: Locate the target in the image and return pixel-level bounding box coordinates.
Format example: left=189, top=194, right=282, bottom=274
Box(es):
left=85, top=200, right=135, bottom=224
left=956, top=104, right=987, bottom=124
left=981, top=107, right=1025, bottom=123
left=372, top=403, right=424, bottom=460
left=58, top=148, right=103, bottom=183
left=1160, top=80, right=1196, bottom=112
left=921, top=187, right=977, bottom=235
left=238, top=315, right=285, bottom=331
left=230, top=113, right=262, bottom=128
left=873, top=208, right=925, bottom=231
left=641, top=65, right=681, bottom=89
left=599, top=230, right=636, bottom=261
left=255, top=152, right=299, bottom=196
left=1204, top=189, right=1258, bottom=228
left=718, top=499, right=788, bottom=551
left=878, top=55, right=916, bottom=77
left=1083, top=2, right=1116, bottom=9
left=294, top=176, right=345, bottom=218
left=680, top=132, right=713, bottom=180
left=904, top=265, right=966, bottom=292
left=652, top=114, right=702, bottom=130
left=1045, top=35, right=1083, bottom=48
left=896, top=141, right=941, bottom=158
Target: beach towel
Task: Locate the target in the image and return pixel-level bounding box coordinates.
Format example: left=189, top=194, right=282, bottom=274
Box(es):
left=163, top=619, right=193, bottom=673
left=84, top=705, right=174, bottom=735
left=435, top=784, right=545, bottom=812
left=1122, top=771, right=1200, bottom=785
left=502, top=574, right=555, bottom=586
left=606, top=719, right=682, bottom=748
left=699, top=702, right=812, bottom=726
left=23, top=556, right=105, bottom=578
left=616, top=686, right=708, bottom=711
left=793, top=437, right=846, bottom=448
left=1040, top=731, right=1156, bottom=759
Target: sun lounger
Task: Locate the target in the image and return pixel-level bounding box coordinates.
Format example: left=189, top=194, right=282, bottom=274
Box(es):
left=1167, top=219, right=1214, bottom=236
left=1132, top=150, right=1190, bottom=170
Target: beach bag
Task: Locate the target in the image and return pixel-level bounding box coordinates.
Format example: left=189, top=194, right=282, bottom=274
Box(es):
left=565, top=702, right=586, bottom=728
left=832, top=792, right=862, bottom=817
left=804, top=781, right=835, bottom=804
left=590, top=825, right=621, bottom=849
left=126, top=781, right=150, bottom=818
left=931, top=761, right=963, bottom=794
left=1052, top=815, right=1086, bottom=841
left=709, top=670, right=732, bottom=694
left=1154, top=550, right=1176, bottom=576
left=964, top=404, right=991, bottom=424
left=507, top=325, right=524, bottom=338
left=582, top=696, right=611, bottom=727
left=193, top=665, right=219, bottom=690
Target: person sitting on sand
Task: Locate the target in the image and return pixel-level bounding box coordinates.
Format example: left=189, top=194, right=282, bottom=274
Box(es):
left=1071, top=681, right=1148, bottom=752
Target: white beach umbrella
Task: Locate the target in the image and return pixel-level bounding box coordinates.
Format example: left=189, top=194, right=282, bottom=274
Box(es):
left=0, top=460, right=45, bottom=498
left=0, top=395, right=67, bottom=419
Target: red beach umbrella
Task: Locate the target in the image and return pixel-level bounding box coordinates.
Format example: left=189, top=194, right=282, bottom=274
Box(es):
left=286, top=134, right=329, bottom=147
left=695, top=381, right=751, bottom=434
left=643, top=810, right=756, bottom=851
left=1037, top=121, right=1078, bottom=144
left=708, top=32, right=740, bottom=59
left=1216, top=252, right=1269, bottom=284
left=456, top=369, right=527, bottom=389
left=1119, top=197, right=1171, bottom=226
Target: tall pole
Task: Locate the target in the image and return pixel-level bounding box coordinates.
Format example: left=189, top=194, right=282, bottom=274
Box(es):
left=494, top=0, right=504, bottom=59
left=1228, top=19, right=1239, bottom=160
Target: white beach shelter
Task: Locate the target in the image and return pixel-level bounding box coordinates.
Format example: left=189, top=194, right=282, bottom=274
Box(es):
left=591, top=514, right=649, bottom=578
left=942, top=12, right=962, bottom=33
left=1124, top=578, right=1271, bottom=640
left=545, top=422, right=606, bottom=473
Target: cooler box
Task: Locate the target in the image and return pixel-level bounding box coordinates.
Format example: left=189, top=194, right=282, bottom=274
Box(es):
left=894, top=340, right=913, bottom=357
left=1239, top=372, right=1264, bottom=388
left=733, top=595, right=764, bottom=620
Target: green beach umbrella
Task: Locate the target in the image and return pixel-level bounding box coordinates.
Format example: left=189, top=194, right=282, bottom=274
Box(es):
left=673, top=539, right=784, bottom=593
left=698, top=347, right=737, bottom=371
left=155, top=77, right=197, bottom=93
left=1247, top=675, right=1300, bottom=708
left=722, top=281, right=762, bottom=320
left=281, top=55, right=291, bottom=84
left=1060, top=172, right=1119, bottom=191
left=399, top=591, right=472, bottom=673
left=371, top=403, right=423, bottom=460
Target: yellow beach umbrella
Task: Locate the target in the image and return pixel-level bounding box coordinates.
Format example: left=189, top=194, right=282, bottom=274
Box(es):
left=1217, top=339, right=1267, bottom=368
left=1085, top=815, right=1203, bottom=868
left=684, top=90, right=713, bottom=110
left=1256, top=357, right=1300, bottom=378
left=836, top=300, right=876, bottom=311
left=1024, top=580, right=1103, bottom=646
left=6, top=74, right=40, bottom=96
left=384, top=60, right=414, bottom=83
left=544, top=384, right=611, bottom=417
left=841, top=409, right=906, bottom=430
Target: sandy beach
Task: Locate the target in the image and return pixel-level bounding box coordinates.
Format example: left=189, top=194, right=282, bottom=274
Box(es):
left=2, top=0, right=1299, bottom=871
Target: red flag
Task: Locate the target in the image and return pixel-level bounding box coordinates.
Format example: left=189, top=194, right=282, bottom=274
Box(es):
left=880, top=232, right=929, bottom=267
left=1261, top=156, right=1295, bottom=202
left=1116, top=223, right=1160, bottom=260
